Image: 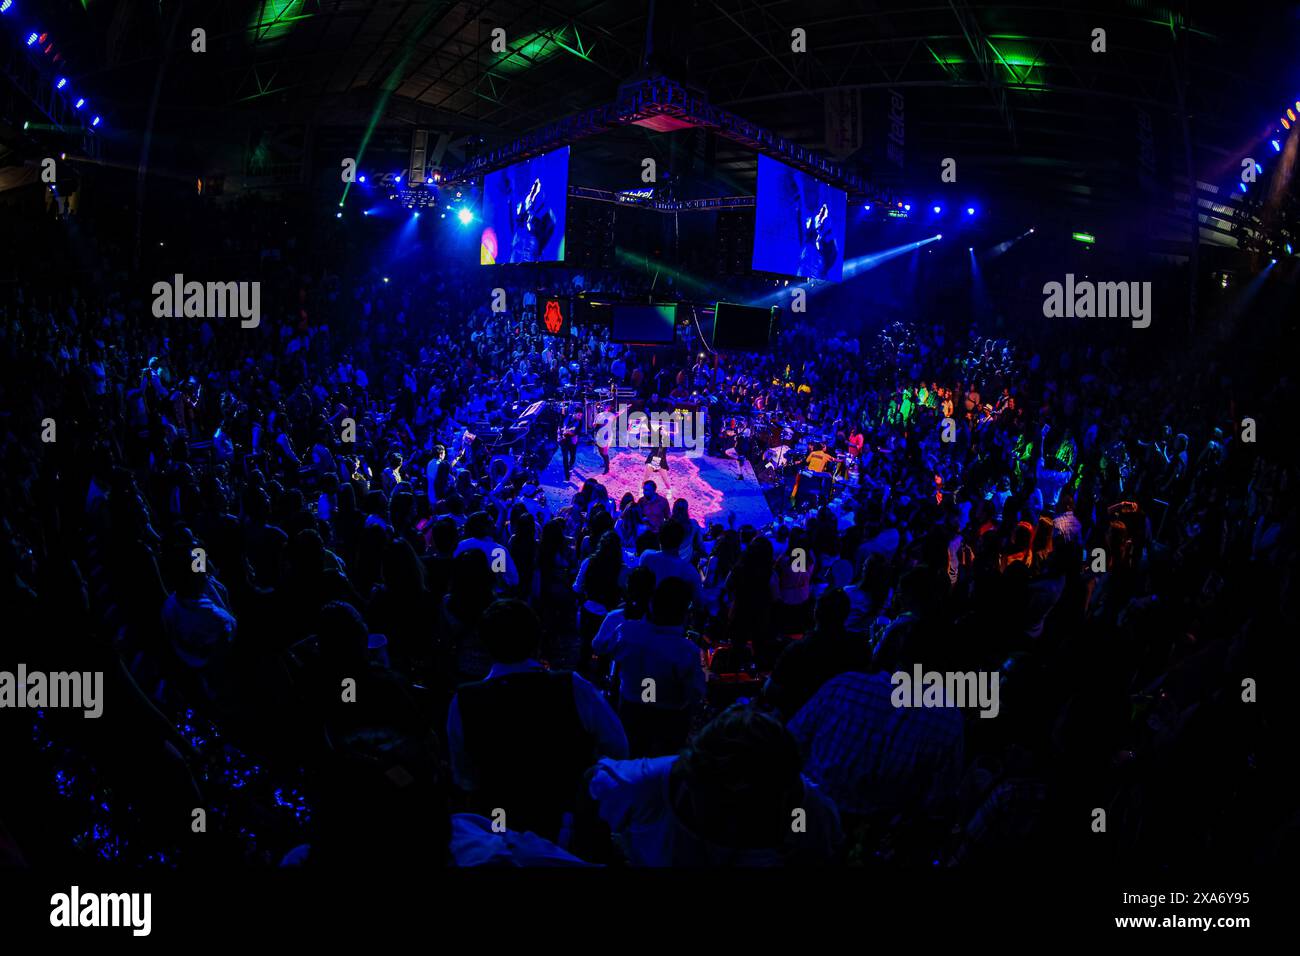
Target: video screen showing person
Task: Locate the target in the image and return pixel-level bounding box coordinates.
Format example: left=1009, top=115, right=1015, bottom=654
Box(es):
left=751, top=154, right=846, bottom=282
left=479, top=146, right=569, bottom=264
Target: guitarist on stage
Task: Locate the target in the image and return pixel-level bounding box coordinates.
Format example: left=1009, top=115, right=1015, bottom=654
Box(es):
left=557, top=405, right=583, bottom=482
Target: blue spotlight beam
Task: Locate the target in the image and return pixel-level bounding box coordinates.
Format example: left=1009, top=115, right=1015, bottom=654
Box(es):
left=745, top=235, right=942, bottom=308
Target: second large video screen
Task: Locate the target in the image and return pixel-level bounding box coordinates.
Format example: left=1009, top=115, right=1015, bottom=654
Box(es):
left=479, top=146, right=569, bottom=265
left=751, top=154, right=846, bottom=282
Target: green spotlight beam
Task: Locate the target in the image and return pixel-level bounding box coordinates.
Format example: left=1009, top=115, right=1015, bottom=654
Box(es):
left=614, top=248, right=720, bottom=298
left=340, top=2, right=442, bottom=207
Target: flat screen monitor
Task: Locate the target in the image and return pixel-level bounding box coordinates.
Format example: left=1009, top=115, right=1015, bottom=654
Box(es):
left=710, top=302, right=775, bottom=350
left=611, top=303, right=677, bottom=344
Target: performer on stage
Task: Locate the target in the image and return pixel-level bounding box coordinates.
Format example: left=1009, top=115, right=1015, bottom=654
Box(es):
left=734, top=424, right=756, bottom=481
left=558, top=404, right=582, bottom=481
left=804, top=441, right=835, bottom=474
left=643, top=424, right=672, bottom=494
left=592, top=403, right=614, bottom=475
left=847, top=427, right=865, bottom=459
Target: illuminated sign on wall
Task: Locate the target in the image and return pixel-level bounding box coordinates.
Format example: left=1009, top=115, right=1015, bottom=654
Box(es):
left=543, top=298, right=566, bottom=334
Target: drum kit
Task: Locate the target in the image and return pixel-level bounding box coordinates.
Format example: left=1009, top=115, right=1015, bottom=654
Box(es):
left=557, top=379, right=635, bottom=431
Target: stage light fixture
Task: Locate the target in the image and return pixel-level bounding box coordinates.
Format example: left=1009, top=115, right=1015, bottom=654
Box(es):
left=1284, top=118, right=1292, bottom=130
left=335, top=211, right=342, bottom=219
left=26, top=31, right=38, bottom=46
left=395, top=173, right=402, bottom=183
left=1, top=1, right=14, bottom=15
left=359, top=175, right=366, bottom=183
left=74, top=97, right=84, bottom=109
left=1239, top=182, right=1248, bottom=193
left=1290, top=109, right=1296, bottom=122
left=56, top=76, right=66, bottom=89
left=457, top=208, right=473, bottom=225
left=933, top=205, right=942, bottom=214
left=91, top=116, right=100, bottom=127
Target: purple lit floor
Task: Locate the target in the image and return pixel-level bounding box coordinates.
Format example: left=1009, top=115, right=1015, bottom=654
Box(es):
left=538, top=444, right=775, bottom=532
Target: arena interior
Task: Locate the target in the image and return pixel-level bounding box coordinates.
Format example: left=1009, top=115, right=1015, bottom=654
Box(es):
left=1, top=0, right=1296, bottom=937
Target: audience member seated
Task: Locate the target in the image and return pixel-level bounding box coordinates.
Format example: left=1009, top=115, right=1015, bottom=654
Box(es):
left=764, top=589, right=872, bottom=721
left=589, top=704, right=843, bottom=865
left=446, top=599, right=628, bottom=841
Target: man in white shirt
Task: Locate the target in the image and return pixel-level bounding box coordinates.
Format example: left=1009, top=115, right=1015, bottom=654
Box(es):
left=454, top=512, right=520, bottom=588
left=636, top=521, right=704, bottom=606
left=589, top=705, right=841, bottom=865
left=593, top=577, right=705, bottom=712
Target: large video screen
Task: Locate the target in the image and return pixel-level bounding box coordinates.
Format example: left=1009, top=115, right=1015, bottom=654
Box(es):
left=751, top=154, right=846, bottom=282
left=479, top=146, right=569, bottom=264
left=611, top=304, right=677, bottom=344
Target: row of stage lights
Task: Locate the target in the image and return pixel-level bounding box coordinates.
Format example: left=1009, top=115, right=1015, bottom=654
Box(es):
left=1254, top=95, right=1300, bottom=190
left=3, top=2, right=104, bottom=129
left=337, top=204, right=476, bottom=224
left=863, top=201, right=978, bottom=219
left=1277, top=99, right=1300, bottom=134
left=338, top=173, right=476, bottom=223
